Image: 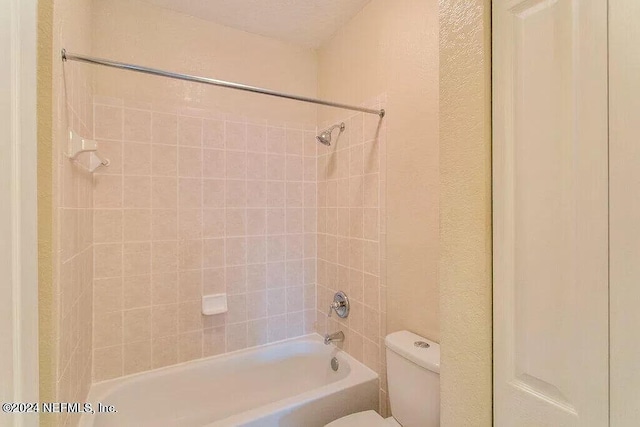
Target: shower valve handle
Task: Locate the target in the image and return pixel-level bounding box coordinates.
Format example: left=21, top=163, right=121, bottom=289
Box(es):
left=328, top=301, right=343, bottom=317
left=327, top=291, right=349, bottom=319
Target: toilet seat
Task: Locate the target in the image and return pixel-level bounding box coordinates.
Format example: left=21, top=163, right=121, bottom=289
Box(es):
left=324, top=410, right=401, bottom=427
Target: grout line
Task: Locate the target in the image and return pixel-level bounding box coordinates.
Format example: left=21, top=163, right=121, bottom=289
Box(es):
left=222, top=120, right=228, bottom=352
left=199, top=115, right=206, bottom=358
left=119, top=101, right=125, bottom=377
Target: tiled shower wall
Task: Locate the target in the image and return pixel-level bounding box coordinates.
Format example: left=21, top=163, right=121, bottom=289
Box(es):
left=55, top=64, right=94, bottom=426
left=315, top=96, right=387, bottom=414
left=91, top=99, right=317, bottom=381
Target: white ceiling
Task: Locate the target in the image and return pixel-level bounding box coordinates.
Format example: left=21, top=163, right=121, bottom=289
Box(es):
left=142, top=0, right=372, bottom=48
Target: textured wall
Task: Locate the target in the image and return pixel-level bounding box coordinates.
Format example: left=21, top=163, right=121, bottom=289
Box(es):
left=37, top=0, right=55, bottom=422
left=438, top=0, right=493, bottom=425
left=610, top=0, right=640, bottom=423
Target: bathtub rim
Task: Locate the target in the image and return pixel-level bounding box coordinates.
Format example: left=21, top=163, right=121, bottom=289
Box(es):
left=82, top=333, right=379, bottom=426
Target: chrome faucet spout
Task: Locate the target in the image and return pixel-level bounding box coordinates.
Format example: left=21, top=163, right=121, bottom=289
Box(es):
left=324, top=331, right=345, bottom=345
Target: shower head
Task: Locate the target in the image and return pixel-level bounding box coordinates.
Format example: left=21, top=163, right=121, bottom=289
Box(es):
left=316, top=122, right=346, bottom=147
left=316, top=131, right=332, bottom=146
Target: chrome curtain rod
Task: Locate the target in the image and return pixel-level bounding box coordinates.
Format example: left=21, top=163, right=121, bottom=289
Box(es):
left=61, top=49, right=385, bottom=118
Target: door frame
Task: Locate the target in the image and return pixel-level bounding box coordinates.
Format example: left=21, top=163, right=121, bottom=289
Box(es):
left=0, top=0, right=39, bottom=424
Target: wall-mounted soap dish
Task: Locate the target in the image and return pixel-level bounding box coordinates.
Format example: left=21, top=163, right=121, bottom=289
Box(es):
left=202, top=293, right=228, bottom=316
left=66, top=130, right=110, bottom=173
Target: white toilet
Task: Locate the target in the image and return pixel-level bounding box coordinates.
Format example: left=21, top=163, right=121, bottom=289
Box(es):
left=326, top=330, right=440, bottom=427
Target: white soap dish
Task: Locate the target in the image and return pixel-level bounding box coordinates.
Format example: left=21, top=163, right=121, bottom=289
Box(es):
left=66, top=130, right=110, bottom=173
left=202, top=293, right=228, bottom=316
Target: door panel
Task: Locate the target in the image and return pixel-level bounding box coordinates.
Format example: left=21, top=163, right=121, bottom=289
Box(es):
left=493, top=0, right=609, bottom=425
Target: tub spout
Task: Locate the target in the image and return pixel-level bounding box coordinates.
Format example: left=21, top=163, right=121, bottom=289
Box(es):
left=324, top=331, right=345, bottom=345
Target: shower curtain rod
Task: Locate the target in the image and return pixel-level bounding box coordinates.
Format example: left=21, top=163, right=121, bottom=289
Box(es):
left=61, top=49, right=385, bottom=118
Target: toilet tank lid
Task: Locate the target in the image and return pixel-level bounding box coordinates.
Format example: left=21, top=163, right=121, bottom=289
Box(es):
left=385, top=331, right=440, bottom=373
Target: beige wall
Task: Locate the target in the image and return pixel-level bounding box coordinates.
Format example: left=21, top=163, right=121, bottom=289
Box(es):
left=610, top=0, right=640, bottom=423
left=91, top=0, right=318, bottom=127
left=318, top=0, right=440, bottom=345
left=39, top=0, right=96, bottom=426
left=438, top=0, right=492, bottom=425
left=37, top=0, right=55, bottom=420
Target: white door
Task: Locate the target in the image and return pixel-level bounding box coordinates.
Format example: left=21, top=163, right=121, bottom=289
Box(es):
left=493, top=0, right=609, bottom=426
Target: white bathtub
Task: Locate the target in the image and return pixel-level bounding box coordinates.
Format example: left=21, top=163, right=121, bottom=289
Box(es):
left=79, top=334, right=379, bottom=427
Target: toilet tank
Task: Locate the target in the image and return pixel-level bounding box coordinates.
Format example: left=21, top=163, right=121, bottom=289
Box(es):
left=385, top=331, right=440, bottom=427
